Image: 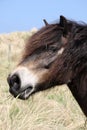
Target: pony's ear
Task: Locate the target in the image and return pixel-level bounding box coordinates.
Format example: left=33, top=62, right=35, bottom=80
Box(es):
left=43, top=19, right=49, bottom=26
left=59, top=15, right=68, bottom=36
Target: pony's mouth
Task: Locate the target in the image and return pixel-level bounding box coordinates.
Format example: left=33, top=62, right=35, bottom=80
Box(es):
left=7, top=73, right=34, bottom=100
left=9, top=85, right=33, bottom=100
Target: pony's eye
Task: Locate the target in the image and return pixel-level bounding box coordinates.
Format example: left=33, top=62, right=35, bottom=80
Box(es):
left=49, top=46, right=57, bottom=52
left=44, top=64, right=50, bottom=69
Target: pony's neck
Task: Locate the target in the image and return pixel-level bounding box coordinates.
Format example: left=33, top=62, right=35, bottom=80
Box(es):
left=68, top=82, right=87, bottom=116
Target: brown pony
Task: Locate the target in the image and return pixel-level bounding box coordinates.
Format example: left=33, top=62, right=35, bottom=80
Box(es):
left=7, top=16, right=87, bottom=116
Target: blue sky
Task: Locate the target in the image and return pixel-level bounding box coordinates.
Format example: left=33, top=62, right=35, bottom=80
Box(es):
left=0, top=0, right=87, bottom=33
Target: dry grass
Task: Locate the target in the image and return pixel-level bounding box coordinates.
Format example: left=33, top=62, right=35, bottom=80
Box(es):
left=0, top=29, right=86, bottom=130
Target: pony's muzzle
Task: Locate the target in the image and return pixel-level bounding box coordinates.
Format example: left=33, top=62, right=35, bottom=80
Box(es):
left=7, top=67, right=38, bottom=99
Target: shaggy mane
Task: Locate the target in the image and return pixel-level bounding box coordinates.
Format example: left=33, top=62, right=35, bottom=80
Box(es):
left=22, top=19, right=87, bottom=60
left=22, top=24, right=63, bottom=59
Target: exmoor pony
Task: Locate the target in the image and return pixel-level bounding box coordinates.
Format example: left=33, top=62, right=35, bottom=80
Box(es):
left=7, top=16, right=87, bottom=116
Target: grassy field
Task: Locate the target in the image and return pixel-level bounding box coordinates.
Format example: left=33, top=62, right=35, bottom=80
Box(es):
left=0, top=29, right=86, bottom=130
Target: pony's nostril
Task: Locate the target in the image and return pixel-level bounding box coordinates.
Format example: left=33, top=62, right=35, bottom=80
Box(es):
left=7, top=74, right=21, bottom=90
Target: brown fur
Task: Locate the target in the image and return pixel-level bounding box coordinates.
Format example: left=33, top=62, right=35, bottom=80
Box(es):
left=22, top=24, right=63, bottom=59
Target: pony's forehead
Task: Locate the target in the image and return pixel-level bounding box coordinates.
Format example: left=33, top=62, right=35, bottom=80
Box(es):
left=22, top=23, right=64, bottom=59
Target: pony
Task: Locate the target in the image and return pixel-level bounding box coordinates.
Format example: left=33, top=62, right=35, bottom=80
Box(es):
left=7, top=15, right=87, bottom=116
